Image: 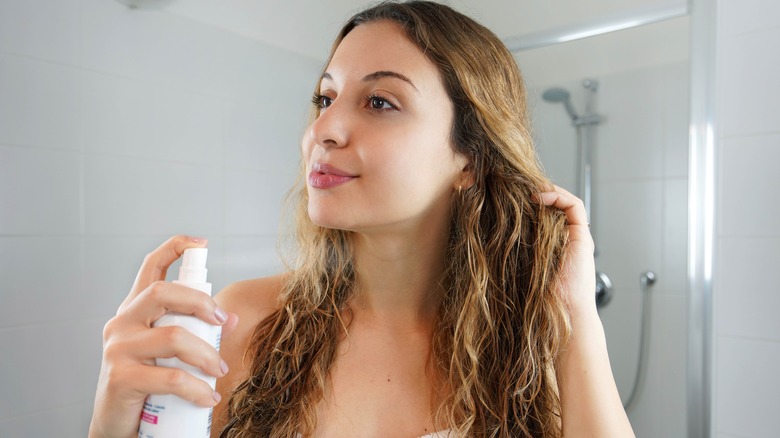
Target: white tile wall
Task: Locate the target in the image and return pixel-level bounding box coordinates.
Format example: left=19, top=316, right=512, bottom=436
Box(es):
left=79, top=0, right=222, bottom=93
left=81, top=72, right=225, bottom=165
left=224, top=97, right=306, bottom=172
left=224, top=168, right=296, bottom=236
left=223, top=235, right=288, bottom=283
left=716, top=337, right=780, bottom=436
left=597, top=179, right=663, bottom=397
left=662, top=177, right=689, bottom=293
left=0, top=0, right=82, bottom=65
left=713, top=1, right=780, bottom=437
left=0, top=320, right=104, bottom=417
left=0, top=146, right=82, bottom=234
left=663, top=62, right=691, bottom=179
left=0, top=237, right=84, bottom=328
left=626, top=293, right=688, bottom=437
left=719, top=0, right=780, bottom=37
left=0, top=55, right=83, bottom=150
left=83, top=154, right=225, bottom=236
left=0, top=0, right=321, bottom=435
left=0, top=402, right=92, bottom=438
left=596, top=66, right=667, bottom=182
left=719, top=133, right=780, bottom=236
left=718, top=237, right=780, bottom=339
left=717, top=27, right=780, bottom=137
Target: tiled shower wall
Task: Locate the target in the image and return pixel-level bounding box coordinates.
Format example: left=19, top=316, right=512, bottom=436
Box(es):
left=713, top=0, right=780, bottom=436
left=0, top=0, right=321, bottom=435
left=531, top=59, right=690, bottom=437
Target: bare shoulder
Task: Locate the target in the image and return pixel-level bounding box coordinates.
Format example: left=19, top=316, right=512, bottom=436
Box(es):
left=216, top=274, right=285, bottom=324
left=214, top=274, right=285, bottom=373
left=212, top=274, right=285, bottom=436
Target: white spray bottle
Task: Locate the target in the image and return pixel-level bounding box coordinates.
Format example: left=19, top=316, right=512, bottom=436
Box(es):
left=138, top=247, right=221, bottom=438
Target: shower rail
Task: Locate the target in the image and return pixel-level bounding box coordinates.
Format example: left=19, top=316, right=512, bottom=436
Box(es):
left=504, top=1, right=689, bottom=52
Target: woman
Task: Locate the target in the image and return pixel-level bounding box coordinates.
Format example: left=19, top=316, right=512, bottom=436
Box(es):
left=89, top=1, right=634, bottom=437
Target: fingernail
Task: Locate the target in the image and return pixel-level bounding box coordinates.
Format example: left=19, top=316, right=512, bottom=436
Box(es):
left=212, top=391, right=222, bottom=404
left=189, top=236, right=207, bottom=243
left=220, top=359, right=229, bottom=376
left=214, top=307, right=228, bottom=324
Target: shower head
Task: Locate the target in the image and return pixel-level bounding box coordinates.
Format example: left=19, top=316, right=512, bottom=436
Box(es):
left=542, top=88, right=570, bottom=102
left=542, top=87, right=579, bottom=122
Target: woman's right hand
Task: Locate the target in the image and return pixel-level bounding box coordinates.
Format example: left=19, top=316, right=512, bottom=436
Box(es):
left=89, top=235, right=238, bottom=438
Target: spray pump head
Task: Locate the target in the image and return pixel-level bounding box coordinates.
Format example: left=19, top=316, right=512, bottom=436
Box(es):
left=178, top=248, right=208, bottom=284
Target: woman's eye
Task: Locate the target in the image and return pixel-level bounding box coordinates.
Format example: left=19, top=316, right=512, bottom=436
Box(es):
left=368, top=95, right=395, bottom=111
left=312, top=94, right=332, bottom=109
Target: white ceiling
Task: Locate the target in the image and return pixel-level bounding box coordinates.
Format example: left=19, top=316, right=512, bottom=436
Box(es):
left=162, top=0, right=687, bottom=62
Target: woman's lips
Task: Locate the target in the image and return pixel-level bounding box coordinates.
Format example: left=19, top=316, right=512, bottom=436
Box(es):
left=308, top=162, right=357, bottom=189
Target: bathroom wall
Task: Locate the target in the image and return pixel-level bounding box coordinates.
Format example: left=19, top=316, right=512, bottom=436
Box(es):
left=0, top=0, right=321, bottom=435
left=522, top=18, right=690, bottom=437
left=713, top=0, right=780, bottom=436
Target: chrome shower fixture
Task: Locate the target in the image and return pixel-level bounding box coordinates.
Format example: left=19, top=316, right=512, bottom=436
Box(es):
left=595, top=271, right=613, bottom=308
left=542, top=80, right=603, bottom=126
left=542, top=87, right=579, bottom=121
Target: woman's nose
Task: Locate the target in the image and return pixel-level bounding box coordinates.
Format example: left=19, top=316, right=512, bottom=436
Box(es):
left=308, top=101, right=350, bottom=149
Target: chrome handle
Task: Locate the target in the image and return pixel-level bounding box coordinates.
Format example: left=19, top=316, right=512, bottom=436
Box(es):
left=595, top=271, right=613, bottom=308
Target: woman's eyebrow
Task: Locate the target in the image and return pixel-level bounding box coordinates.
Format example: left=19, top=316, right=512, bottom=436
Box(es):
left=320, top=71, right=420, bottom=94
left=362, top=71, right=419, bottom=93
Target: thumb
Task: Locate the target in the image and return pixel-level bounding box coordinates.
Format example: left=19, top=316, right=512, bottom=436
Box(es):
left=220, top=312, right=240, bottom=338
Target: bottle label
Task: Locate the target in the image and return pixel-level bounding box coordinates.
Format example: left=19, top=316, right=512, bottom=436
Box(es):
left=141, top=411, right=158, bottom=425
left=141, top=400, right=164, bottom=424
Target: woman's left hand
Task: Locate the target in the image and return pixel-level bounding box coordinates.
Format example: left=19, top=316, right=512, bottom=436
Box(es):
left=534, top=184, right=597, bottom=320
left=536, top=188, right=635, bottom=436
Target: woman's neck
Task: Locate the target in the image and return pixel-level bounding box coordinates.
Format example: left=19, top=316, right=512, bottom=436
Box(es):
left=350, top=224, right=449, bottom=331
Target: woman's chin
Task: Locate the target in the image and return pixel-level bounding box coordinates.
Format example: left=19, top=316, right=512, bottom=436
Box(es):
left=307, top=208, right=353, bottom=231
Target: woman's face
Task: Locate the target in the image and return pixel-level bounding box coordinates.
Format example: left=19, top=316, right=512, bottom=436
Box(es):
left=303, top=20, right=468, bottom=235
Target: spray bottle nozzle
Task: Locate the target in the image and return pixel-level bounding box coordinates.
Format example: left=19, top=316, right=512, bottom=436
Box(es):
left=178, top=248, right=208, bottom=284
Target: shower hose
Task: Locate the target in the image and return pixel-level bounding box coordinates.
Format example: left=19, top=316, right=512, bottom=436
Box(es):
left=622, top=270, right=656, bottom=413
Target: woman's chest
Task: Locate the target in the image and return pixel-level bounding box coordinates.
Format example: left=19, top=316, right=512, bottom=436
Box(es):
left=309, top=329, right=444, bottom=437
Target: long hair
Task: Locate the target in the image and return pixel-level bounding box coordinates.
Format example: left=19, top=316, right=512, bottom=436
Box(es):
left=222, top=2, right=570, bottom=436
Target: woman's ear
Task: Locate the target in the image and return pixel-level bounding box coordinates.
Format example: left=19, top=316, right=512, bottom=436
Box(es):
left=457, top=159, right=476, bottom=190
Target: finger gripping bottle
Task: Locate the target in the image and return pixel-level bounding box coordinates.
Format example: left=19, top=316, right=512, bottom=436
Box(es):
left=138, top=248, right=221, bottom=438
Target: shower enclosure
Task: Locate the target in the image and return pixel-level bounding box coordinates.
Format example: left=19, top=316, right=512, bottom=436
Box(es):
left=542, top=76, right=657, bottom=415
left=507, top=3, right=700, bottom=436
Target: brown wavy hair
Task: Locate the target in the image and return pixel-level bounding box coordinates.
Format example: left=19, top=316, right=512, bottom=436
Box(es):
left=221, top=1, right=570, bottom=436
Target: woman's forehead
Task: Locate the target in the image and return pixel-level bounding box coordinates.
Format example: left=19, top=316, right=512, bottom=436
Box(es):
left=323, top=21, right=442, bottom=92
